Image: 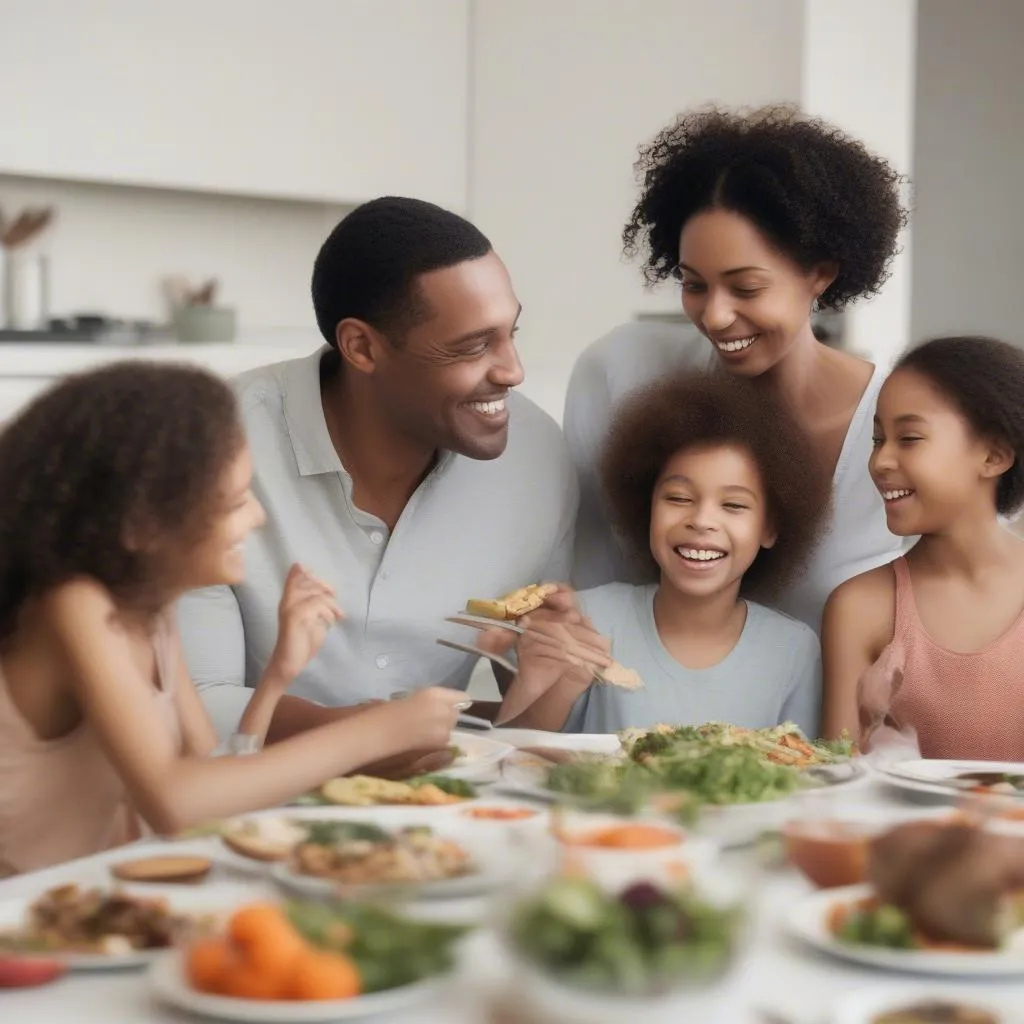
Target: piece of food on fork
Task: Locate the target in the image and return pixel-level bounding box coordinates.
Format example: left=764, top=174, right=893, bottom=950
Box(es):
left=466, top=583, right=559, bottom=621
left=450, top=583, right=644, bottom=693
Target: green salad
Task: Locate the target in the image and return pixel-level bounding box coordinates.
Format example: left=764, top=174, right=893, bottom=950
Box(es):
left=835, top=902, right=916, bottom=950
left=542, top=722, right=854, bottom=813
left=287, top=899, right=469, bottom=992
left=509, top=877, right=740, bottom=995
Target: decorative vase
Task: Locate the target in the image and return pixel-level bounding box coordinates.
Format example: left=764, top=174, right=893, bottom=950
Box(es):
left=173, top=305, right=236, bottom=343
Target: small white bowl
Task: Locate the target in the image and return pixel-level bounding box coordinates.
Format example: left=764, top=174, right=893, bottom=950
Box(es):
left=548, top=812, right=717, bottom=891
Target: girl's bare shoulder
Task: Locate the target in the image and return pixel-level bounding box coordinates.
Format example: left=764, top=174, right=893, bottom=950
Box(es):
left=824, top=562, right=898, bottom=638
left=37, top=578, right=118, bottom=627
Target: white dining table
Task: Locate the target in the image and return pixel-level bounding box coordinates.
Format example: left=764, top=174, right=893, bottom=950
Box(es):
left=2, top=729, right=1022, bottom=1024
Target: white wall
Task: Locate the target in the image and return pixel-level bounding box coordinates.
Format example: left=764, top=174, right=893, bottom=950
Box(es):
left=799, top=0, right=917, bottom=369
left=0, top=173, right=346, bottom=331
left=469, top=0, right=804, bottom=420
left=911, top=0, right=1024, bottom=345
left=0, top=0, right=468, bottom=208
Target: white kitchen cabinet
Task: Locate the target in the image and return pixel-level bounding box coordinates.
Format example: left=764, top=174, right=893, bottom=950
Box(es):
left=0, top=0, right=468, bottom=209
left=0, top=341, right=318, bottom=421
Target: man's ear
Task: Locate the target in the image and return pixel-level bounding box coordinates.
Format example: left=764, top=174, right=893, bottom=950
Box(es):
left=335, top=318, right=384, bottom=375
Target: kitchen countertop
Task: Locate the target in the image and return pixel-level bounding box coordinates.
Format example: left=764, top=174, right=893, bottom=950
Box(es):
left=0, top=340, right=320, bottom=377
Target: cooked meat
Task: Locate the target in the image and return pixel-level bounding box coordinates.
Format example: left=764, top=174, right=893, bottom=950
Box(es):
left=869, top=822, right=1024, bottom=947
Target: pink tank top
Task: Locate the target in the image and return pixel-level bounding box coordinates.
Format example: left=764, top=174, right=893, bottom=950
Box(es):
left=0, top=614, right=183, bottom=876
left=866, top=558, right=1024, bottom=760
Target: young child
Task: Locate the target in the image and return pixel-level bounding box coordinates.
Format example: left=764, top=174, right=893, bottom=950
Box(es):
left=822, top=336, right=1024, bottom=759
left=502, top=372, right=831, bottom=736
left=0, top=362, right=465, bottom=875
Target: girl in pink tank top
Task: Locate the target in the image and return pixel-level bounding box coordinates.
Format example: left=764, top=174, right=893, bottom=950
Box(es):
left=0, top=364, right=463, bottom=875
left=822, top=336, right=1024, bottom=759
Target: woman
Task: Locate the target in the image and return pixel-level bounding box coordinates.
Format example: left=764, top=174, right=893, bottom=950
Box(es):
left=565, top=104, right=911, bottom=632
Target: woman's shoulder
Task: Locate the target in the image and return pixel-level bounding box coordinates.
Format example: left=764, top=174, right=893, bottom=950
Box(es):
left=567, top=320, right=708, bottom=406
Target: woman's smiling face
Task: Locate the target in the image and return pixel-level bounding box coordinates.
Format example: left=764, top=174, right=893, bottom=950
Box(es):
left=678, top=208, right=835, bottom=377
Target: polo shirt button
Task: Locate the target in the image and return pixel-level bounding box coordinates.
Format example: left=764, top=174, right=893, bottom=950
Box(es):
left=370, top=531, right=384, bottom=545
left=375, top=654, right=390, bottom=669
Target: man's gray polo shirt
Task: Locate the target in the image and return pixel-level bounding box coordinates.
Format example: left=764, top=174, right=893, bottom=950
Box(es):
left=177, top=347, right=577, bottom=730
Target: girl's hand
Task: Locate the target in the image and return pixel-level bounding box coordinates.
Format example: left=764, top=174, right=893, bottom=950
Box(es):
left=497, top=588, right=613, bottom=725
left=365, top=686, right=466, bottom=754
left=264, top=564, right=344, bottom=688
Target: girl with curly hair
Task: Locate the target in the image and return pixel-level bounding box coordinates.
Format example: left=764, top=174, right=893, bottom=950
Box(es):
left=500, top=371, right=831, bottom=736
left=824, top=337, right=1024, bottom=759
left=0, top=362, right=464, bottom=875
left=566, top=105, right=911, bottom=633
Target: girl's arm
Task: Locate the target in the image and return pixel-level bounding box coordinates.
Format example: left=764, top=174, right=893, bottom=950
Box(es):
left=820, top=567, right=895, bottom=740
left=47, top=579, right=463, bottom=835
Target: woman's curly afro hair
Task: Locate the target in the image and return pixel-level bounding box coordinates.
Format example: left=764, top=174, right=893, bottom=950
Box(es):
left=0, top=361, right=245, bottom=642
left=623, top=104, right=909, bottom=310
left=896, top=336, right=1024, bottom=516
left=601, top=371, right=832, bottom=598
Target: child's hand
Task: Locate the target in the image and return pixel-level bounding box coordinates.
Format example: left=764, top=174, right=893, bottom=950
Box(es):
left=497, top=595, right=613, bottom=725
left=264, top=564, right=344, bottom=687
left=370, top=686, right=466, bottom=752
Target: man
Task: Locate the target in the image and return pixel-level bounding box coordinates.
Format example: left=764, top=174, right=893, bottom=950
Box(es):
left=177, top=197, right=577, bottom=750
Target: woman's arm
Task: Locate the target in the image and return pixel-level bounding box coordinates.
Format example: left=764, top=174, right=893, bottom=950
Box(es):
left=48, top=580, right=463, bottom=834
left=820, top=567, right=895, bottom=740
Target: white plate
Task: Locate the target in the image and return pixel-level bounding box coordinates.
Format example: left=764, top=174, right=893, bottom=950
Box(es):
left=268, top=817, right=514, bottom=901
left=833, top=984, right=1024, bottom=1023
left=440, top=730, right=515, bottom=780
left=149, top=949, right=443, bottom=1022
left=500, top=751, right=866, bottom=846
left=879, top=759, right=1024, bottom=801
left=789, top=883, right=1024, bottom=977
left=0, top=886, right=244, bottom=972
left=491, top=730, right=624, bottom=755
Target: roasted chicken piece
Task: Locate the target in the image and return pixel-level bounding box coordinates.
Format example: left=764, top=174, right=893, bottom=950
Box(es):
left=869, top=821, right=1024, bottom=947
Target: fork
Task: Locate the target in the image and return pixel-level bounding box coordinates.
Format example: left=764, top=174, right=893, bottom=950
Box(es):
left=438, top=613, right=613, bottom=684
left=436, top=613, right=525, bottom=676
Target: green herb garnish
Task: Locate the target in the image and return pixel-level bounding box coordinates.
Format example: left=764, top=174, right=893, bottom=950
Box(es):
left=286, top=899, right=469, bottom=992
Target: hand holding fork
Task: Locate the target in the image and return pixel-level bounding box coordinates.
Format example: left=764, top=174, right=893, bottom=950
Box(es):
left=438, top=585, right=615, bottom=726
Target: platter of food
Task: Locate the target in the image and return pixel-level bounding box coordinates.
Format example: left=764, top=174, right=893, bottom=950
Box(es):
left=0, top=884, right=221, bottom=970
left=788, top=820, right=1024, bottom=977
left=878, top=760, right=1024, bottom=802
left=832, top=986, right=1024, bottom=1024
left=268, top=817, right=510, bottom=900
left=500, top=721, right=861, bottom=844
left=152, top=898, right=466, bottom=1021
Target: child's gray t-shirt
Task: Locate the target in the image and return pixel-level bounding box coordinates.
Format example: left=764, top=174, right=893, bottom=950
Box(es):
left=564, top=583, right=822, bottom=737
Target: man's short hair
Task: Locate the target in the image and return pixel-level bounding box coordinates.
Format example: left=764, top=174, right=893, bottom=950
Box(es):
left=312, top=196, right=492, bottom=347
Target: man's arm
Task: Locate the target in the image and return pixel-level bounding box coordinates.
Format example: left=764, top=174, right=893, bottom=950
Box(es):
left=176, top=585, right=253, bottom=741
